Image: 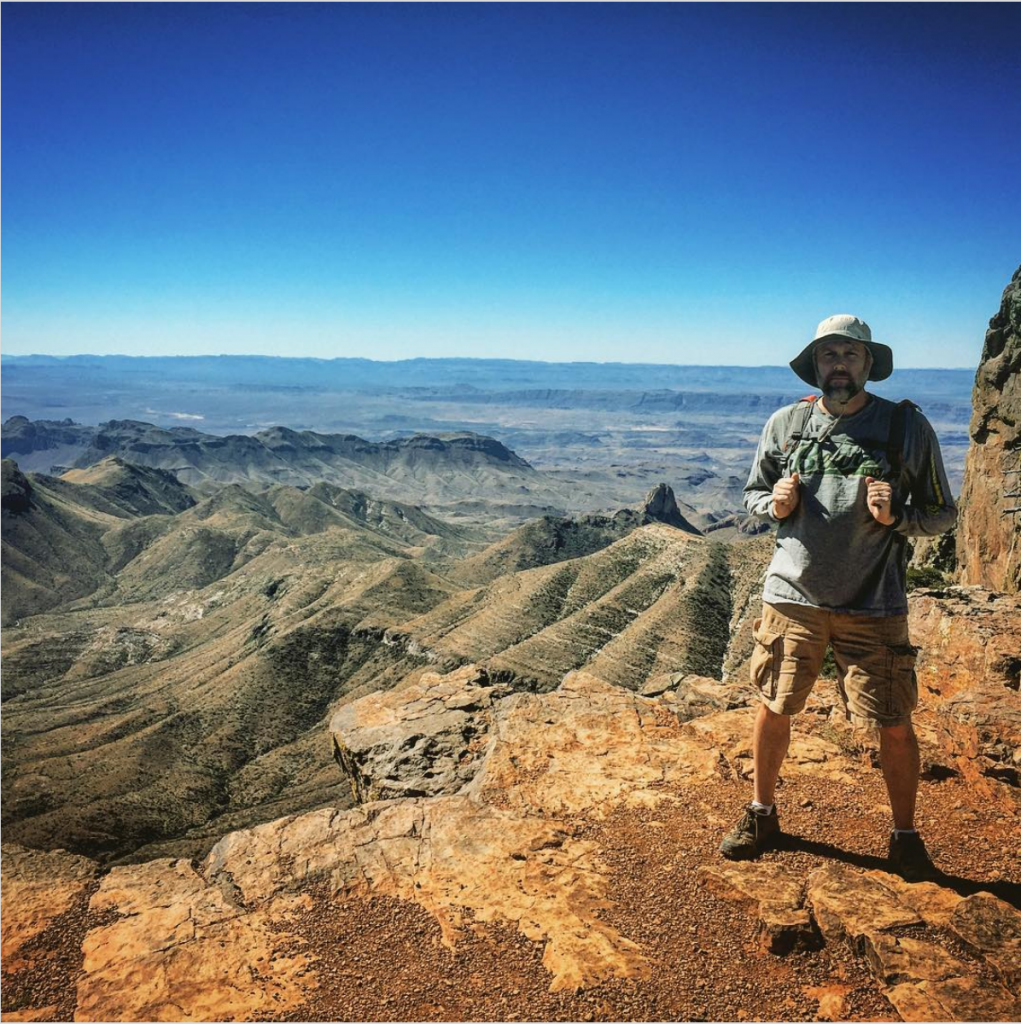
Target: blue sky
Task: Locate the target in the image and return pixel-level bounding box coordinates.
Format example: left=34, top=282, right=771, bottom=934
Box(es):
left=2, top=3, right=1019, bottom=366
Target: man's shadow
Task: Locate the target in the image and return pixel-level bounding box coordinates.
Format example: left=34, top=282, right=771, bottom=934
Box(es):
left=780, top=832, right=1021, bottom=909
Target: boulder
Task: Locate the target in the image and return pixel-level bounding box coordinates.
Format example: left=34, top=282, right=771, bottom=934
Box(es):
left=329, top=664, right=513, bottom=802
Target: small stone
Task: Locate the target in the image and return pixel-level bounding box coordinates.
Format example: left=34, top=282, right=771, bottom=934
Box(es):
left=757, top=902, right=822, bottom=955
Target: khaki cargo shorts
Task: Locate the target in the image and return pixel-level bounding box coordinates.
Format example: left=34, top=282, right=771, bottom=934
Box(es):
left=749, top=601, right=919, bottom=727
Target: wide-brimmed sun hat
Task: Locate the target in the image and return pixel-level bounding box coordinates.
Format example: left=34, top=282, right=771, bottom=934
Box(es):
left=789, top=314, right=894, bottom=387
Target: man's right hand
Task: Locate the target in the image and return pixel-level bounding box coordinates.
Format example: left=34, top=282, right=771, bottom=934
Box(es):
left=772, top=472, right=801, bottom=519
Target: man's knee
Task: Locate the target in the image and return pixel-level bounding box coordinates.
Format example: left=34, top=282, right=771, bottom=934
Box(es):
left=755, top=702, right=792, bottom=738
left=879, top=722, right=916, bottom=744
left=758, top=702, right=790, bottom=724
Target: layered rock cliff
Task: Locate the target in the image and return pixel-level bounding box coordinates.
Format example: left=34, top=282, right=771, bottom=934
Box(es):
left=957, top=265, right=1021, bottom=592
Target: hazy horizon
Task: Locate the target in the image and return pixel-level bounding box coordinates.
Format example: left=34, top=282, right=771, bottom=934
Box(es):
left=0, top=351, right=985, bottom=372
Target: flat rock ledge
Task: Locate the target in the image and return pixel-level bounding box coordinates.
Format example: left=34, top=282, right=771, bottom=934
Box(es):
left=698, top=861, right=1021, bottom=1022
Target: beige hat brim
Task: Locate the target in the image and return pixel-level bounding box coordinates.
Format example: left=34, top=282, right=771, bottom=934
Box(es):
left=789, top=336, right=894, bottom=387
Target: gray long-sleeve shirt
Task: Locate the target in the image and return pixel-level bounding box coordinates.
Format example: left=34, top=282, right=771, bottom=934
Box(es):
left=745, top=393, right=956, bottom=615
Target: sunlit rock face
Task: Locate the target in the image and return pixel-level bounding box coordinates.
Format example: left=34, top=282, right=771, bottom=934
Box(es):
left=957, top=265, right=1021, bottom=594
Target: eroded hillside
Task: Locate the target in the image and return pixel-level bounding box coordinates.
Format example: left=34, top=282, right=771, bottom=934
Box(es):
left=2, top=472, right=761, bottom=865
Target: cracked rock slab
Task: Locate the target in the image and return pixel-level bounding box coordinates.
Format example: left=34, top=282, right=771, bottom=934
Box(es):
left=74, top=859, right=315, bottom=1023
left=884, top=975, right=1019, bottom=1023
left=864, top=932, right=971, bottom=986
left=947, top=892, right=1021, bottom=990
left=696, top=864, right=819, bottom=954
left=867, top=871, right=964, bottom=928
left=807, top=863, right=923, bottom=944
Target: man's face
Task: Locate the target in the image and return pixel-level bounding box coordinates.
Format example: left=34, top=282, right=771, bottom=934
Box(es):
left=814, top=339, right=872, bottom=403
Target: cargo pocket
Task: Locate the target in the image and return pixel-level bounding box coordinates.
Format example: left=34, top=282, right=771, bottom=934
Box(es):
left=749, top=618, right=784, bottom=701
left=886, top=643, right=919, bottom=718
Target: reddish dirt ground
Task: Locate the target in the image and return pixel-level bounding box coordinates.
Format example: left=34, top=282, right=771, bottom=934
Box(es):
left=262, top=769, right=1019, bottom=1023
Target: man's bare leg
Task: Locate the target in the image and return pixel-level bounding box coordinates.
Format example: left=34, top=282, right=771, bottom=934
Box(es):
left=753, top=703, right=791, bottom=805
left=720, top=702, right=790, bottom=858
left=879, top=723, right=920, bottom=830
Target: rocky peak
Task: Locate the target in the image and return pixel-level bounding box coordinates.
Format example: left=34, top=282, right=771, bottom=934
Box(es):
left=957, top=265, right=1021, bottom=592
left=641, top=482, right=702, bottom=535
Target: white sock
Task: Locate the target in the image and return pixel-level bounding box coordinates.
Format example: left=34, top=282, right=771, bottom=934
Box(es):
left=751, top=800, right=774, bottom=815
left=892, top=828, right=918, bottom=837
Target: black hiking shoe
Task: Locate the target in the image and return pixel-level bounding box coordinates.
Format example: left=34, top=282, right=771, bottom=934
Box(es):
left=719, top=804, right=781, bottom=860
left=888, top=831, right=939, bottom=882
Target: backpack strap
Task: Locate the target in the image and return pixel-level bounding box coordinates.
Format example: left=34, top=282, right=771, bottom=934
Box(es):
left=887, top=399, right=919, bottom=480
left=780, top=396, right=818, bottom=474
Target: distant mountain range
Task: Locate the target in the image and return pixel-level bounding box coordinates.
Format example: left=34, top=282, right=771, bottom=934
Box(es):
left=1, top=356, right=973, bottom=506
left=2, top=416, right=733, bottom=526
left=2, top=416, right=530, bottom=490
left=3, top=352, right=976, bottom=392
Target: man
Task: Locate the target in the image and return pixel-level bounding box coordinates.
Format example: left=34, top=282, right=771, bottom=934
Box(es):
left=720, top=314, right=957, bottom=881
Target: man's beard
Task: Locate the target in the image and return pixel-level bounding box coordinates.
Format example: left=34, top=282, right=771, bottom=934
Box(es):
left=821, top=375, right=863, bottom=404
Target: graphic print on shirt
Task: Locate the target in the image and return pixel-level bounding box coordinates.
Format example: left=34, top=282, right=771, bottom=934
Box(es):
left=787, top=436, right=887, bottom=480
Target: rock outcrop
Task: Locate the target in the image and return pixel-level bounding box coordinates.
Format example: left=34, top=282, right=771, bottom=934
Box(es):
left=909, top=587, right=1021, bottom=802
left=330, top=664, right=514, bottom=802
left=957, top=265, right=1021, bottom=593
left=701, top=860, right=1020, bottom=1022
left=639, top=482, right=702, bottom=535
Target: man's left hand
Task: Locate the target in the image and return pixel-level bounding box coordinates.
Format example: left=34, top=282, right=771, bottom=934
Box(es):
left=864, top=476, right=896, bottom=526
